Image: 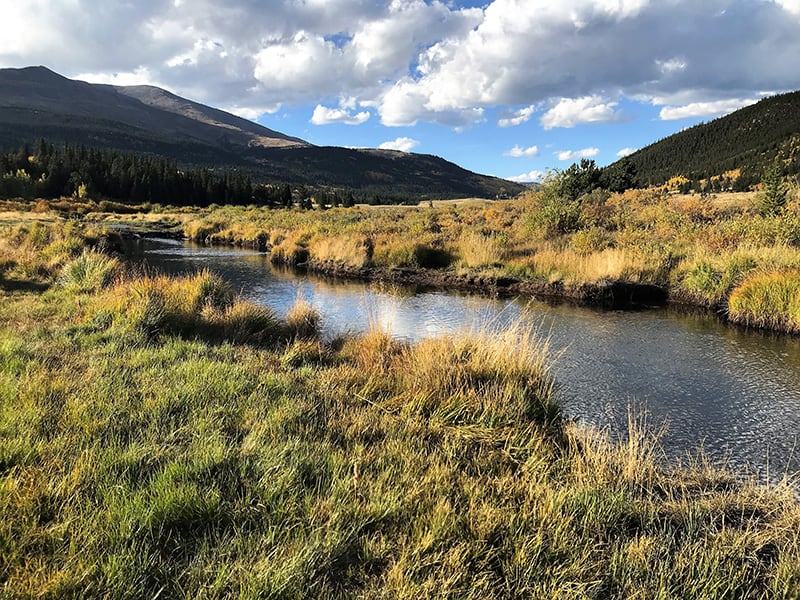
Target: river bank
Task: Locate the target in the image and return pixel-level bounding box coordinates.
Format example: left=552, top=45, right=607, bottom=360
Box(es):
left=3, top=188, right=799, bottom=331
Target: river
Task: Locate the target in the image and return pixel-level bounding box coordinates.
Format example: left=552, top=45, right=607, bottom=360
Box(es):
left=124, top=237, right=800, bottom=480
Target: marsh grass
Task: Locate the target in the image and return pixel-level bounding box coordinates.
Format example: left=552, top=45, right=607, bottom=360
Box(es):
left=1, top=272, right=800, bottom=598
left=285, top=296, right=321, bottom=339
left=728, top=270, right=800, bottom=333
left=59, top=250, right=120, bottom=293
left=160, top=190, right=800, bottom=330
left=2, top=213, right=800, bottom=596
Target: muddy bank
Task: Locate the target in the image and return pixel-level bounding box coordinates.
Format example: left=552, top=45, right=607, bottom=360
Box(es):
left=272, top=257, right=669, bottom=310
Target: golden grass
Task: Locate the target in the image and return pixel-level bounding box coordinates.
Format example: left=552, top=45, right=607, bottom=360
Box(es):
left=456, top=230, right=507, bottom=268
left=728, top=270, right=800, bottom=333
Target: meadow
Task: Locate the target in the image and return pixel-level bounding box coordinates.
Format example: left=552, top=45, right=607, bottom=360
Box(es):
left=14, top=183, right=796, bottom=333
left=1, top=220, right=800, bottom=598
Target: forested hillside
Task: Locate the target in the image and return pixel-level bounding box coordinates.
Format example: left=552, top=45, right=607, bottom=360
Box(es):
left=602, top=91, right=800, bottom=191
left=0, top=141, right=392, bottom=207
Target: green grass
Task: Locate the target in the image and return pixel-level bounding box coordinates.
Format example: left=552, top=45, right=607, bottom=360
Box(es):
left=0, top=223, right=799, bottom=597
left=728, top=270, right=800, bottom=333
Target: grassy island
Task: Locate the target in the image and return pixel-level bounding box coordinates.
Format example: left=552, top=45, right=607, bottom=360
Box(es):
left=1, top=221, right=799, bottom=598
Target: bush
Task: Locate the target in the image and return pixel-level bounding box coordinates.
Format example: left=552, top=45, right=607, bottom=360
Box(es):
left=526, top=189, right=585, bottom=238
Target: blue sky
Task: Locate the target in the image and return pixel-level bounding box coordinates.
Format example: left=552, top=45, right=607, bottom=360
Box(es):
left=2, top=0, right=800, bottom=183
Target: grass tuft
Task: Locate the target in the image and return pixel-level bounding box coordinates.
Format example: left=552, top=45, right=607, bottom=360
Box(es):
left=59, top=250, right=120, bottom=293
left=286, top=297, right=321, bottom=339
left=728, top=270, right=800, bottom=333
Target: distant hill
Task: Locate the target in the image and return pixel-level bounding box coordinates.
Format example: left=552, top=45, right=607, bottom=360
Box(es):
left=0, top=66, right=523, bottom=200
left=602, top=91, right=800, bottom=190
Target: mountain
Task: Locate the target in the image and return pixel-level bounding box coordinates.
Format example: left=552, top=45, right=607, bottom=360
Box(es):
left=0, top=66, right=523, bottom=200
left=601, top=91, right=800, bottom=190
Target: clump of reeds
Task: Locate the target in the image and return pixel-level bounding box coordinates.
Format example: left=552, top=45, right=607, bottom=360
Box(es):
left=398, top=323, right=558, bottom=428
left=286, top=296, right=321, bottom=339
left=728, top=270, right=800, bottom=333
left=94, top=270, right=286, bottom=344
left=217, top=299, right=283, bottom=345
left=457, top=231, right=506, bottom=268
left=59, top=250, right=120, bottom=293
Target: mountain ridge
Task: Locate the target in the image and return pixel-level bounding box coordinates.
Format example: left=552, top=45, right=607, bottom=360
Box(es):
left=0, top=66, right=523, bottom=201
left=601, top=91, right=800, bottom=190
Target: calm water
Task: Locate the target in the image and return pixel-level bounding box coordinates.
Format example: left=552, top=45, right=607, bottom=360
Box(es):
left=124, top=237, right=800, bottom=479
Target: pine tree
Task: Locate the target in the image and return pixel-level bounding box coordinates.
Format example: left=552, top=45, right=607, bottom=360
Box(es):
left=758, top=159, right=788, bottom=216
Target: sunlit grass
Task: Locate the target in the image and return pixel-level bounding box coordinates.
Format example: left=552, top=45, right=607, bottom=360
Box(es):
left=728, top=270, right=800, bottom=333
left=1, top=215, right=799, bottom=597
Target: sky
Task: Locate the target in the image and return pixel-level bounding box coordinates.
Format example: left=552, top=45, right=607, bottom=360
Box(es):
left=2, top=0, right=800, bottom=183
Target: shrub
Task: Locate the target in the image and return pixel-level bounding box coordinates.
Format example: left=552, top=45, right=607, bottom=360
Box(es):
left=570, top=227, right=610, bottom=255
left=525, top=189, right=585, bottom=238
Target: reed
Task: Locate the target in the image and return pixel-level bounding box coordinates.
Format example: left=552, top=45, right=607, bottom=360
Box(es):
left=728, top=270, right=800, bottom=333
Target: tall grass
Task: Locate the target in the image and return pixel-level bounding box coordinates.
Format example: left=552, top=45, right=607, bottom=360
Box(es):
left=1, top=273, right=799, bottom=597
left=59, top=250, right=120, bottom=293
left=728, top=270, right=800, bottom=333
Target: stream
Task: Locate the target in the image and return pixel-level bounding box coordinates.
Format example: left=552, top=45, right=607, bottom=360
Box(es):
left=124, top=237, right=800, bottom=481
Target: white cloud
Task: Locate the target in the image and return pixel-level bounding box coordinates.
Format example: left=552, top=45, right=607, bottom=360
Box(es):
left=658, top=98, right=760, bottom=120
left=73, top=67, right=159, bottom=88
left=498, top=105, right=535, bottom=127
left=557, top=147, right=600, bottom=161
left=776, top=0, right=800, bottom=15
left=616, top=147, right=637, bottom=157
left=2, top=1, right=800, bottom=129
left=378, top=137, right=420, bottom=152
left=656, top=58, right=687, bottom=74
left=540, top=96, right=624, bottom=129
left=508, top=170, right=547, bottom=183
left=311, top=104, right=370, bottom=125
left=504, top=144, right=540, bottom=157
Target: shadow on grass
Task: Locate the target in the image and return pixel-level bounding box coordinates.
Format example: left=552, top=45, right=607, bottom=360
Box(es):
left=0, top=276, right=50, bottom=292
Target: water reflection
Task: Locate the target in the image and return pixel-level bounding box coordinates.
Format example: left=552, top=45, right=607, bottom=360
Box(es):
left=124, top=237, right=800, bottom=479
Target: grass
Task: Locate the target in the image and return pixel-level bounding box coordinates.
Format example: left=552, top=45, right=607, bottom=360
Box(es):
left=6, top=189, right=798, bottom=334
left=56, top=186, right=793, bottom=328
left=728, top=271, right=800, bottom=333
left=0, top=222, right=799, bottom=597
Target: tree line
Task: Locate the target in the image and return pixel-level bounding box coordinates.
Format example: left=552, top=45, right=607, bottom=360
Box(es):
left=0, top=140, right=385, bottom=208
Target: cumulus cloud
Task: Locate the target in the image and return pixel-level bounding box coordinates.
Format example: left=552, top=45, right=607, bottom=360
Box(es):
left=508, top=170, right=547, bottom=183
left=616, top=147, right=638, bottom=157
left=378, top=137, right=420, bottom=152
left=658, top=98, right=760, bottom=120
left=540, top=96, right=624, bottom=129
left=498, top=105, right=536, bottom=127
left=504, top=144, right=540, bottom=157
left=776, top=0, right=800, bottom=14
left=311, top=104, right=370, bottom=125
left=556, top=148, right=600, bottom=161
left=2, top=1, right=800, bottom=127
